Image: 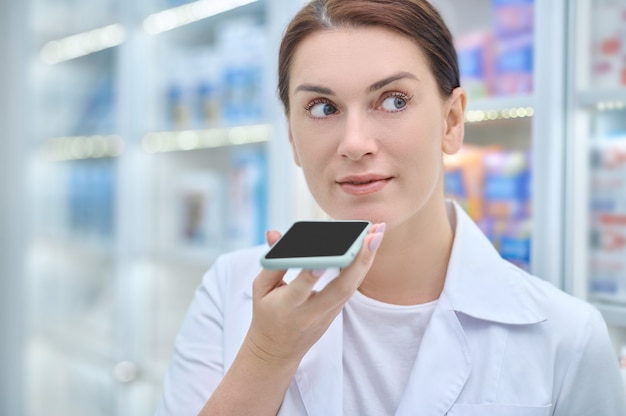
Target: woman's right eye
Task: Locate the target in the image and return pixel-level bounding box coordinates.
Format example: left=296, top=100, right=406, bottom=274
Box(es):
left=307, top=101, right=337, bottom=118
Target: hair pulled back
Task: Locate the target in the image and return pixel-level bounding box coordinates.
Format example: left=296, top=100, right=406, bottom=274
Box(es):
left=278, top=0, right=460, bottom=114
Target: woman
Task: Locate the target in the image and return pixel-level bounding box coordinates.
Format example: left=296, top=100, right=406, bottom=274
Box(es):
left=156, top=1, right=626, bottom=415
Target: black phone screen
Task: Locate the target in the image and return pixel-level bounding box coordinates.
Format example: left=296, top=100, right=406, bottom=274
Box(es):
left=264, top=221, right=370, bottom=258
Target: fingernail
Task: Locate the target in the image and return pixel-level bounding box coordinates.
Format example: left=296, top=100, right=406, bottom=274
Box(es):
left=369, top=232, right=383, bottom=252
left=312, top=269, right=326, bottom=277
left=375, top=222, right=386, bottom=234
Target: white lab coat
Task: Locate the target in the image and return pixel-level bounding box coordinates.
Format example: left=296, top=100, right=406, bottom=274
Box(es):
left=155, top=202, right=626, bottom=415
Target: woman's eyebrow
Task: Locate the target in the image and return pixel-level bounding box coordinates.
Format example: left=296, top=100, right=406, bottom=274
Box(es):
left=294, top=84, right=335, bottom=95
left=367, top=71, right=419, bottom=93
left=293, top=72, right=418, bottom=96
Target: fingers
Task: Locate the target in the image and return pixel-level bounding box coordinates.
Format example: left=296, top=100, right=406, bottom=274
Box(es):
left=314, top=223, right=385, bottom=310
left=248, top=223, right=385, bottom=365
left=254, top=229, right=286, bottom=297
left=256, top=223, right=384, bottom=306
left=253, top=268, right=287, bottom=298
left=284, top=269, right=326, bottom=305
left=370, top=222, right=386, bottom=235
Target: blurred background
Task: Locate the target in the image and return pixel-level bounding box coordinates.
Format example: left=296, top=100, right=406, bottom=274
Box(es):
left=0, top=0, right=625, bottom=414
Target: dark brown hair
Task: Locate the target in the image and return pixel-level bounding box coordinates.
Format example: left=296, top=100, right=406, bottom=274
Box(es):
left=278, top=0, right=460, bottom=114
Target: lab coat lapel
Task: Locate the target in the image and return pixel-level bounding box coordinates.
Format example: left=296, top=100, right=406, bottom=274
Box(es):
left=294, top=311, right=343, bottom=415
left=293, top=270, right=344, bottom=416
left=395, top=292, right=471, bottom=416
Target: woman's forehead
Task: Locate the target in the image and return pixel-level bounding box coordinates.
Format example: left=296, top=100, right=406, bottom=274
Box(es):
left=289, top=27, right=432, bottom=92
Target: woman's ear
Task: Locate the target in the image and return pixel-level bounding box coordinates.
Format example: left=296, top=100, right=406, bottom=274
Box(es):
left=288, top=125, right=302, bottom=167
left=442, top=87, right=467, bottom=155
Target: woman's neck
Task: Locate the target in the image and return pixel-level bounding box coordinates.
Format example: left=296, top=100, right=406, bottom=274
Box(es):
left=358, top=202, right=455, bottom=305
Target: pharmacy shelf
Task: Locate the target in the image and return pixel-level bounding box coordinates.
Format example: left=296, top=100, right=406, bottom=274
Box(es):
left=564, top=0, right=626, bottom=342
left=41, top=135, right=124, bottom=161
left=466, top=94, right=534, bottom=112
left=465, top=95, right=535, bottom=125
left=578, top=88, right=626, bottom=110
left=142, top=123, right=272, bottom=154
left=24, top=1, right=289, bottom=415
left=591, top=136, right=626, bottom=148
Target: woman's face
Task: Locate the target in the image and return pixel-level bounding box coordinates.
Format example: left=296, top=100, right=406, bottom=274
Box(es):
left=287, top=26, right=465, bottom=227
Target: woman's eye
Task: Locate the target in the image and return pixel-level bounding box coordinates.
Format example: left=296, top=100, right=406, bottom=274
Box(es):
left=309, top=102, right=337, bottom=118
left=381, top=95, right=408, bottom=111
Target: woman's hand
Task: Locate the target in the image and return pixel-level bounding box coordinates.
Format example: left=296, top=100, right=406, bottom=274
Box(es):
left=244, top=223, right=385, bottom=366
left=199, top=223, right=384, bottom=416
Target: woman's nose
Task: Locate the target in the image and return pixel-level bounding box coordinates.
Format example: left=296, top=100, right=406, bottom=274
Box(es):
left=337, top=113, right=378, bottom=161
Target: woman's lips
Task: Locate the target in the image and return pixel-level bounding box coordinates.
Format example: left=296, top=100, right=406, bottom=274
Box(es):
left=337, top=176, right=392, bottom=196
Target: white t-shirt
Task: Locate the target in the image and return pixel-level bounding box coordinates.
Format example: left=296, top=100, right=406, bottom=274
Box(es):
left=343, top=289, right=437, bottom=415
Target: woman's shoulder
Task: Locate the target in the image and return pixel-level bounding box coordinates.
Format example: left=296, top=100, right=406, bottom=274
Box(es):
left=200, top=244, right=267, bottom=296
left=215, top=244, right=268, bottom=269
left=513, top=265, right=605, bottom=335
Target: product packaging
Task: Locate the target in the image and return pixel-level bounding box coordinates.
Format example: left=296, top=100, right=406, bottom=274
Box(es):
left=590, top=0, right=625, bottom=88
left=66, top=160, right=116, bottom=243
left=456, top=31, right=496, bottom=100
left=622, top=7, right=626, bottom=86
left=176, top=171, right=224, bottom=252
left=216, top=18, right=267, bottom=126
left=444, top=145, right=488, bottom=222
left=482, top=149, right=531, bottom=220
left=445, top=147, right=533, bottom=270
left=165, top=53, right=195, bottom=130
left=492, top=0, right=535, bottom=38
left=491, top=0, right=535, bottom=96
left=493, top=32, right=534, bottom=96
left=73, top=74, right=115, bottom=135
left=193, top=51, right=223, bottom=129
left=225, top=149, right=268, bottom=250
left=588, top=142, right=626, bottom=302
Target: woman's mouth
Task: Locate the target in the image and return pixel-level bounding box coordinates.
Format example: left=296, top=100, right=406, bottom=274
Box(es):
left=337, top=175, right=392, bottom=196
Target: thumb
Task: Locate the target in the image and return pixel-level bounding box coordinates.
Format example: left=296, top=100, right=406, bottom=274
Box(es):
left=266, top=230, right=281, bottom=246
left=254, top=230, right=286, bottom=297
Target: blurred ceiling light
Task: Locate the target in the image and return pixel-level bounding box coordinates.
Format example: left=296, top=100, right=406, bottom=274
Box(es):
left=597, top=101, right=626, bottom=111
left=44, top=135, right=124, bottom=160
left=464, top=107, right=534, bottom=123
left=40, top=24, right=126, bottom=65
left=142, top=124, right=271, bottom=153
left=143, top=0, right=257, bottom=35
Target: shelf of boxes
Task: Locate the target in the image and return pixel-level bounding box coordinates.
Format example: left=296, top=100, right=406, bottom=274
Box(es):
left=24, top=1, right=306, bottom=415
left=436, top=0, right=536, bottom=272
left=565, top=0, right=626, bottom=361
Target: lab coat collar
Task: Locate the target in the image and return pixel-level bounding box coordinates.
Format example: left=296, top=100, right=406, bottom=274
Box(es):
left=443, top=200, right=546, bottom=325
left=293, top=270, right=473, bottom=416
left=294, top=299, right=344, bottom=415
left=395, top=289, right=472, bottom=415
left=291, top=201, right=546, bottom=415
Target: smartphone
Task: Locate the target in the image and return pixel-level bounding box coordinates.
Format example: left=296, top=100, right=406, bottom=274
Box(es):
left=260, top=220, right=372, bottom=270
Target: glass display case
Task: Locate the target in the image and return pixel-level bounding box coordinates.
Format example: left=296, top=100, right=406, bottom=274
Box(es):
left=27, top=1, right=122, bottom=415
left=432, top=0, right=565, bottom=280
left=440, top=0, right=534, bottom=272
left=565, top=0, right=626, bottom=357
left=24, top=0, right=305, bottom=414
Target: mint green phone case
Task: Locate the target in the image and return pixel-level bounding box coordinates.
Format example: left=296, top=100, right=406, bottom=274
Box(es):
left=260, top=220, right=372, bottom=270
